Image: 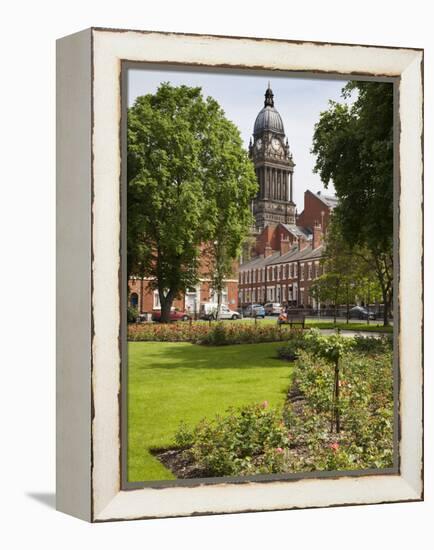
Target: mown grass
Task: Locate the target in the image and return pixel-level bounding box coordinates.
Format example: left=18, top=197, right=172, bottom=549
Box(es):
left=128, top=341, right=292, bottom=482
left=306, top=321, right=393, bottom=333
left=191, top=317, right=392, bottom=332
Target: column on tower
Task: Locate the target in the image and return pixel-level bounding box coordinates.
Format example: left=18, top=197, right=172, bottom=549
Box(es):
left=265, top=167, right=268, bottom=198
left=279, top=171, right=281, bottom=200
left=280, top=171, right=283, bottom=201
left=290, top=172, right=293, bottom=202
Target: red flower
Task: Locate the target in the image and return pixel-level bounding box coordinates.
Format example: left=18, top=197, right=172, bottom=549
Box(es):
left=329, top=442, right=339, bottom=452
left=275, top=447, right=284, bottom=454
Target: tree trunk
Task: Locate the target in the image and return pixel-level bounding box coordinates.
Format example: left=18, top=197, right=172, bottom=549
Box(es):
left=381, top=287, right=390, bottom=327
left=332, top=358, right=340, bottom=434
left=216, top=288, right=222, bottom=321
left=333, top=286, right=338, bottom=325
left=373, top=253, right=392, bottom=327
left=159, top=290, right=175, bottom=323
left=367, top=287, right=370, bottom=325
left=346, top=283, right=350, bottom=325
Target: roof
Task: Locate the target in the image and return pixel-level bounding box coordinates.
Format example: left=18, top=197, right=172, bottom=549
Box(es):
left=314, top=191, right=338, bottom=209
left=254, top=106, right=285, bottom=136
left=253, top=86, right=285, bottom=137
left=240, top=244, right=325, bottom=271
left=281, top=224, right=312, bottom=239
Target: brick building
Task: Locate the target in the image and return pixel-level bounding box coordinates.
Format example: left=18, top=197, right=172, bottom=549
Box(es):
left=128, top=246, right=239, bottom=316
left=239, top=85, right=337, bottom=309
left=129, top=276, right=239, bottom=316
left=129, top=84, right=336, bottom=315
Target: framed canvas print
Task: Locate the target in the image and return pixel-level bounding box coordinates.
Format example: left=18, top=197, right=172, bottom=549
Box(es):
left=56, top=28, right=423, bottom=522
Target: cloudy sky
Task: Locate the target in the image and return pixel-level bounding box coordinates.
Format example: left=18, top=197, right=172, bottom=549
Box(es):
left=128, top=67, right=351, bottom=209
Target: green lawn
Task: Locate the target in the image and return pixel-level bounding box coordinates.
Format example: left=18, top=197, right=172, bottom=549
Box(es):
left=226, top=318, right=392, bottom=332
left=306, top=321, right=393, bottom=333
left=128, top=341, right=292, bottom=482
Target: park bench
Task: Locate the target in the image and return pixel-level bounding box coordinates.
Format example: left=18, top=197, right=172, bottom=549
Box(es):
left=278, top=310, right=306, bottom=329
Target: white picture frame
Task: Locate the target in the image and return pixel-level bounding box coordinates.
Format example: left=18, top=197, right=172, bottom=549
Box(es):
left=56, top=27, right=423, bottom=522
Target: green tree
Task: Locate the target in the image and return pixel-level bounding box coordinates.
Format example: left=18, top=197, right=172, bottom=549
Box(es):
left=128, top=83, right=257, bottom=322
left=310, top=221, right=357, bottom=324
left=310, top=272, right=344, bottom=324
left=310, top=219, right=383, bottom=324
left=202, top=117, right=256, bottom=317
left=305, top=331, right=353, bottom=434
left=312, top=81, right=394, bottom=325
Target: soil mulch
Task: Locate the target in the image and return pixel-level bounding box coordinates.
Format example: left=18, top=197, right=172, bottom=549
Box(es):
left=152, top=448, right=210, bottom=479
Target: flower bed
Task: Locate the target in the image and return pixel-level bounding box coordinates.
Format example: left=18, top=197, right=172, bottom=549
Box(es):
left=128, top=321, right=302, bottom=345
left=158, top=333, right=394, bottom=477
left=284, top=347, right=394, bottom=472
left=172, top=402, right=288, bottom=477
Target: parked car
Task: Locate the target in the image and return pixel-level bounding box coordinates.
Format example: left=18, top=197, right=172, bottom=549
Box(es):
left=151, top=309, right=191, bottom=322
left=348, top=306, right=376, bottom=320
left=199, top=303, right=240, bottom=320
left=264, top=302, right=282, bottom=316
left=243, top=304, right=266, bottom=318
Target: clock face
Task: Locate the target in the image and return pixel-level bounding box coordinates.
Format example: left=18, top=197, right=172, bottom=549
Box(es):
left=255, top=138, right=262, bottom=150
left=271, top=138, right=281, bottom=151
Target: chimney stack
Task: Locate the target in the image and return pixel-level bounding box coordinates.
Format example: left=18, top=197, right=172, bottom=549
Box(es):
left=298, top=236, right=309, bottom=252
left=280, top=234, right=291, bottom=256
left=264, top=244, right=273, bottom=258
left=313, top=221, right=323, bottom=250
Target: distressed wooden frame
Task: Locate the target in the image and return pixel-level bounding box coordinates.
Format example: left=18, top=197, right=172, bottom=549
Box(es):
left=56, top=27, right=423, bottom=522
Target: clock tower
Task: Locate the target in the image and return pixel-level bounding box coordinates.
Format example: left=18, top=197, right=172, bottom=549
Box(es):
left=249, top=85, right=296, bottom=231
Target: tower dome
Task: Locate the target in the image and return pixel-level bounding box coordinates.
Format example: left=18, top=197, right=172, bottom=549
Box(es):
left=253, top=85, right=285, bottom=137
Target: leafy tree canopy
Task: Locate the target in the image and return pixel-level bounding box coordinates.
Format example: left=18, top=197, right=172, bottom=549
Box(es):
left=311, top=81, right=394, bottom=325
left=312, top=81, right=393, bottom=255
left=128, top=83, right=257, bottom=321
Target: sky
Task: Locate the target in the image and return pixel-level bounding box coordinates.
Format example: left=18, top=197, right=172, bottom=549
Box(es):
left=128, top=67, right=351, bottom=210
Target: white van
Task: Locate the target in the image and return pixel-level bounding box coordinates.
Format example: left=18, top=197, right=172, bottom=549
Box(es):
left=199, top=303, right=240, bottom=320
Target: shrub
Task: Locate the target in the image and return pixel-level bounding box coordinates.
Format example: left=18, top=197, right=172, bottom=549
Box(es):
left=277, top=331, right=308, bottom=361
left=285, top=346, right=394, bottom=471
left=129, top=321, right=302, bottom=346
left=173, top=402, right=289, bottom=477
left=351, top=334, right=393, bottom=354
left=170, top=342, right=394, bottom=477
left=174, top=421, right=194, bottom=448
left=127, top=306, right=139, bottom=323
left=200, top=322, right=228, bottom=346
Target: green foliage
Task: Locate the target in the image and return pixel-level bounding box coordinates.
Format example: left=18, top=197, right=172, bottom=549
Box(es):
left=171, top=338, right=394, bottom=477
left=309, top=220, right=383, bottom=322
left=285, top=347, right=394, bottom=471
left=304, top=330, right=353, bottom=364
left=127, top=83, right=257, bottom=322
left=303, top=330, right=353, bottom=432
left=127, top=306, right=139, bottom=324
left=174, top=403, right=289, bottom=477
left=312, top=81, right=393, bottom=252
left=277, top=331, right=308, bottom=361
left=128, top=321, right=303, bottom=345
left=352, top=334, right=393, bottom=354
left=312, top=81, right=394, bottom=325
left=174, top=421, right=194, bottom=448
